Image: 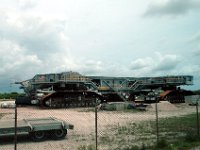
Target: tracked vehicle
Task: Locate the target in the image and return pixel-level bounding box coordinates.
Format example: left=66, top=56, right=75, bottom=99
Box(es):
left=16, top=72, right=104, bottom=108
left=16, top=71, right=194, bottom=108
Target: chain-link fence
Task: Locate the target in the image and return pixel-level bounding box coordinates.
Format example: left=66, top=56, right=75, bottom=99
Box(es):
left=0, top=97, right=200, bottom=150
left=95, top=101, right=200, bottom=150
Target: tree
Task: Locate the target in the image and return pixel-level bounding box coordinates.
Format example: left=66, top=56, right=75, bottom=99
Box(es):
left=193, top=90, right=200, bottom=95
left=0, top=92, right=24, bottom=99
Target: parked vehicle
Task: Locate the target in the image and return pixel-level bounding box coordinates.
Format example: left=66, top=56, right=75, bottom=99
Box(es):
left=0, top=117, right=74, bottom=141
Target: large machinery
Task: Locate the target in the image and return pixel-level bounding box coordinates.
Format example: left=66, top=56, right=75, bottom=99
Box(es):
left=16, top=72, right=194, bottom=108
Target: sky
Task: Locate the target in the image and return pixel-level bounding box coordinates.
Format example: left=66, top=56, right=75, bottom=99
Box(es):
left=0, top=0, right=200, bottom=92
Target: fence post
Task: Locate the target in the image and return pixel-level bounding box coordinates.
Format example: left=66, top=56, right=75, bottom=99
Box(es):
left=95, top=99, right=98, bottom=150
left=196, top=102, right=199, bottom=136
left=155, top=98, right=159, bottom=144
left=14, top=103, right=17, bottom=150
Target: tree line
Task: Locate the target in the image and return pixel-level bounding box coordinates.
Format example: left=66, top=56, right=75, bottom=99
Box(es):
left=0, top=92, right=25, bottom=99
left=194, top=90, right=200, bottom=95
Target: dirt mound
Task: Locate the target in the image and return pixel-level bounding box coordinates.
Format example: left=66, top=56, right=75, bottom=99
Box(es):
left=148, top=101, right=178, bottom=111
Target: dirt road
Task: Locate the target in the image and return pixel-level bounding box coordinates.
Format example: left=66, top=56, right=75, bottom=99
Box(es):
left=0, top=101, right=197, bottom=150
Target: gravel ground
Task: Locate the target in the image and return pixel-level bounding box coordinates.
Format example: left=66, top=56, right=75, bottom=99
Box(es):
left=0, top=101, right=198, bottom=150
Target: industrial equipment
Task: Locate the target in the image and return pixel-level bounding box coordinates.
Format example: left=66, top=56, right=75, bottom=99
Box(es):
left=15, top=71, right=194, bottom=108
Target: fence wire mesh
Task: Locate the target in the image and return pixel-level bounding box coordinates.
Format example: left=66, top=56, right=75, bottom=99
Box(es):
left=0, top=99, right=200, bottom=150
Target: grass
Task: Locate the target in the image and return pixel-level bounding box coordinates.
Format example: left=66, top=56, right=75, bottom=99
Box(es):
left=97, top=112, right=200, bottom=150
left=77, top=144, right=95, bottom=150
left=158, top=114, right=197, bottom=132
left=69, top=112, right=200, bottom=150
left=151, top=135, right=200, bottom=150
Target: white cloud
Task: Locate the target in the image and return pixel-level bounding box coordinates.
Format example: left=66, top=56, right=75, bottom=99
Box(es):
left=0, top=16, right=68, bottom=57
left=130, top=57, right=153, bottom=70
left=0, top=0, right=200, bottom=91
left=153, top=52, right=181, bottom=71
left=130, top=52, right=181, bottom=76
left=0, top=39, right=41, bottom=76
left=187, top=32, right=200, bottom=57
left=77, top=60, right=103, bottom=75
left=0, top=10, right=73, bottom=80
left=18, top=0, right=37, bottom=10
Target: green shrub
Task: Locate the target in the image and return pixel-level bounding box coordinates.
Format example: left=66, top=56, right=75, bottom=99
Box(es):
left=156, top=138, right=168, bottom=149
left=185, top=131, right=200, bottom=142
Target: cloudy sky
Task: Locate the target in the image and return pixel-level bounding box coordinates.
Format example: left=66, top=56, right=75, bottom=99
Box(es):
left=0, top=0, right=200, bottom=92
